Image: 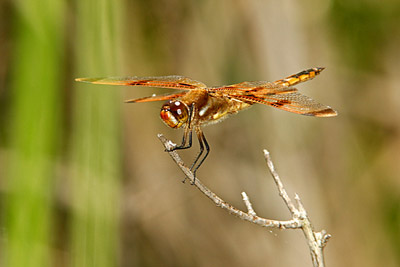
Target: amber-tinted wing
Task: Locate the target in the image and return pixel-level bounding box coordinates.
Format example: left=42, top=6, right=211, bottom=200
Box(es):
left=209, top=67, right=336, bottom=117
left=232, top=92, right=337, bottom=117
left=125, top=92, right=187, bottom=103
left=75, top=75, right=207, bottom=90
left=210, top=81, right=290, bottom=95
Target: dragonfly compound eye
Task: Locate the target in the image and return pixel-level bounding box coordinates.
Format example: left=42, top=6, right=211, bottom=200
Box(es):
left=160, top=100, right=189, bottom=128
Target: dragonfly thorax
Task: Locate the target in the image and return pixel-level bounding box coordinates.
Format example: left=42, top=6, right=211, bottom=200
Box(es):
left=160, top=100, right=189, bottom=128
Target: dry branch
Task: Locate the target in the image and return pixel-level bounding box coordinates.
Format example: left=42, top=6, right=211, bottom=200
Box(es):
left=158, top=134, right=331, bottom=267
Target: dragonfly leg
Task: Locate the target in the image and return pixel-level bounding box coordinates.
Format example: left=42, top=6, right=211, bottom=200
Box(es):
left=172, top=126, right=192, bottom=150
left=167, top=103, right=194, bottom=151
left=189, top=131, right=205, bottom=170
left=190, top=128, right=210, bottom=184
left=180, top=131, right=204, bottom=184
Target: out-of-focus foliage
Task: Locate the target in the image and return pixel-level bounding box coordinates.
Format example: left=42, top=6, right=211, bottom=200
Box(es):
left=2, top=0, right=65, bottom=267
left=0, top=0, right=399, bottom=267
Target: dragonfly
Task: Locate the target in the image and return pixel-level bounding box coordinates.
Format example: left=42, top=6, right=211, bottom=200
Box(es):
left=76, top=67, right=337, bottom=180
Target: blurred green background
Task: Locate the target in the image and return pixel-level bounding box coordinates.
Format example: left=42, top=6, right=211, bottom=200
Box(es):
left=1, top=0, right=400, bottom=266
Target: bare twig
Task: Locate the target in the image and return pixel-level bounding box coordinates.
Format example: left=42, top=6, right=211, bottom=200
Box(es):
left=263, top=150, right=298, bottom=215
left=241, top=192, right=257, bottom=216
left=264, top=150, right=331, bottom=266
left=158, top=134, right=331, bottom=267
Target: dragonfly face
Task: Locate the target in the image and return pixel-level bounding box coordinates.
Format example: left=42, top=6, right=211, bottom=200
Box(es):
left=160, top=100, right=189, bottom=129
left=76, top=67, right=337, bottom=181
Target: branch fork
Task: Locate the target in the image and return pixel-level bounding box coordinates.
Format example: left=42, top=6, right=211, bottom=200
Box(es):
left=158, top=134, right=331, bottom=267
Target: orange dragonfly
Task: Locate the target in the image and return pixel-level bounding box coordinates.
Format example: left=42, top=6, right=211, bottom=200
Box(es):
left=76, top=67, right=337, bottom=179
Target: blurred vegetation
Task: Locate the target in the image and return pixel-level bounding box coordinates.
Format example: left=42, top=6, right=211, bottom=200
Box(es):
left=1, top=0, right=400, bottom=267
left=2, top=0, right=64, bottom=267
left=70, top=1, right=122, bottom=267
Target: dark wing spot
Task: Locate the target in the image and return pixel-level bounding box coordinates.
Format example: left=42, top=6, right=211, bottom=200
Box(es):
left=271, top=99, right=291, bottom=107
left=129, top=80, right=148, bottom=85
left=178, top=82, right=196, bottom=88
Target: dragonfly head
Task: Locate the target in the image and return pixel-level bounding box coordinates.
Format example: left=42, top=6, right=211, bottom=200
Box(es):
left=160, top=100, right=189, bottom=128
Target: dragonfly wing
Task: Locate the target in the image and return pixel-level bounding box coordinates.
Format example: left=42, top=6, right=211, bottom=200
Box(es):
left=232, top=92, right=337, bottom=117
left=76, top=75, right=207, bottom=90
left=125, top=92, right=187, bottom=103
left=211, top=81, right=283, bottom=92
left=210, top=81, right=302, bottom=101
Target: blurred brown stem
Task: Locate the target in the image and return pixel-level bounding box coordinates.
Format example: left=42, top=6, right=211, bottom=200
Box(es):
left=158, top=134, right=331, bottom=267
